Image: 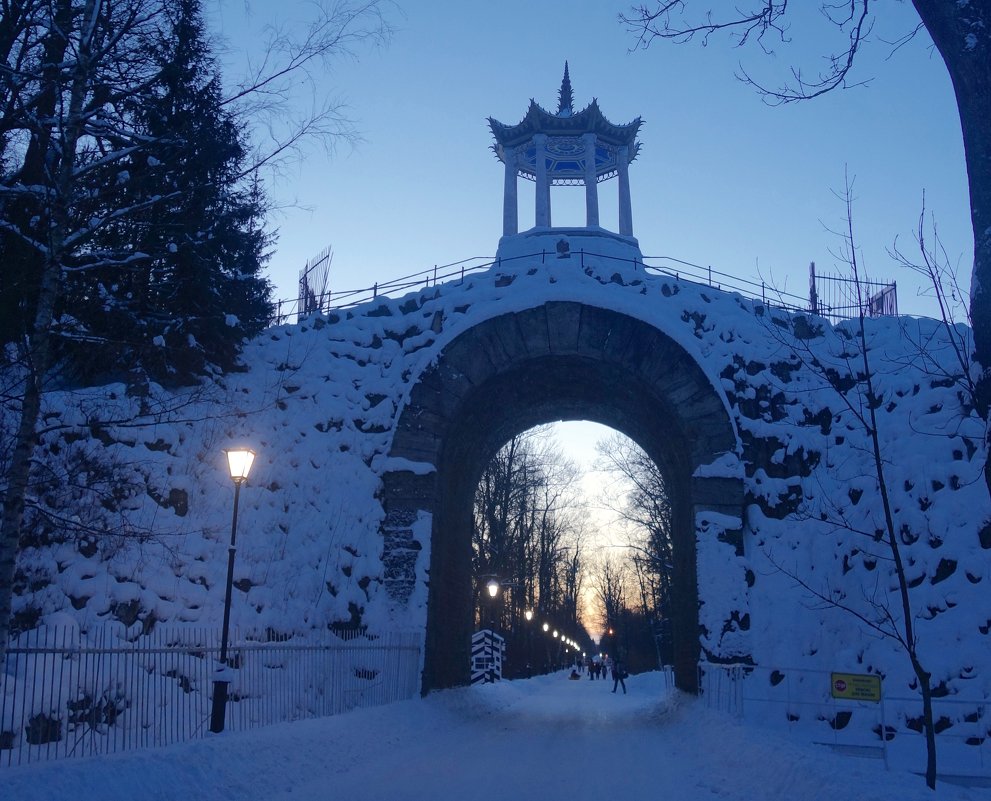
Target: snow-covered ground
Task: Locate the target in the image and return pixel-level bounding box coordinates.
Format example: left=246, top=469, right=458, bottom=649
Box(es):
left=1, top=671, right=986, bottom=801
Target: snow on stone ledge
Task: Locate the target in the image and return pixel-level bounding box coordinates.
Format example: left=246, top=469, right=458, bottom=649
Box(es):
left=371, top=455, right=437, bottom=475
left=693, top=452, right=744, bottom=479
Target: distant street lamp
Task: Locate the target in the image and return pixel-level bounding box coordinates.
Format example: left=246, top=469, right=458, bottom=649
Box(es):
left=210, top=447, right=256, bottom=734
left=524, top=608, right=534, bottom=622
left=542, top=622, right=549, bottom=633
left=486, top=579, right=500, bottom=598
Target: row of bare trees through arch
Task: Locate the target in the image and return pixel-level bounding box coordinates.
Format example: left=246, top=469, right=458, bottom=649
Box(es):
left=470, top=425, right=674, bottom=677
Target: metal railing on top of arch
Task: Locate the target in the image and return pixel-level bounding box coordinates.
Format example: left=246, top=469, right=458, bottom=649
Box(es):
left=269, top=249, right=842, bottom=327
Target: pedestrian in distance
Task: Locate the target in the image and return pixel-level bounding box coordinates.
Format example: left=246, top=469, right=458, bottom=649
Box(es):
left=611, top=660, right=627, bottom=694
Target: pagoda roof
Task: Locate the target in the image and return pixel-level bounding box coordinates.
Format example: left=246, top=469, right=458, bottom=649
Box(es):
left=488, top=97, right=642, bottom=149
left=489, top=63, right=641, bottom=149
left=488, top=65, right=643, bottom=184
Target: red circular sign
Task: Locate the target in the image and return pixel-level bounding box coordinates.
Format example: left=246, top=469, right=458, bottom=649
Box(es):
left=834, top=679, right=847, bottom=692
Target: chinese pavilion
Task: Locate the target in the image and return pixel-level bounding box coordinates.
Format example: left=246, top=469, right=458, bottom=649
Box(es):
left=489, top=63, right=644, bottom=260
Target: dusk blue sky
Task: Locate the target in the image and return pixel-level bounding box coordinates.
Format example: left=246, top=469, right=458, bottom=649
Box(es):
left=211, top=1, right=972, bottom=322
left=206, top=1, right=976, bottom=556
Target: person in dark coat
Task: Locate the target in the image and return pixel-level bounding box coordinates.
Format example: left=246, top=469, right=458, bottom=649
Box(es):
left=611, top=660, right=627, bottom=694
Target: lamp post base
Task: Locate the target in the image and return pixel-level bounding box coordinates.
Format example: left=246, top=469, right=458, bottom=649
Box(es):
left=209, top=681, right=229, bottom=733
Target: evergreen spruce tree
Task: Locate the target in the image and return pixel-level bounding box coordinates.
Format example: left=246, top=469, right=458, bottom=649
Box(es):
left=66, top=0, right=274, bottom=384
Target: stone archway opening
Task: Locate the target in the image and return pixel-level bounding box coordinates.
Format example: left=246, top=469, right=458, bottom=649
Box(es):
left=469, top=418, right=678, bottom=681
left=380, top=303, right=744, bottom=694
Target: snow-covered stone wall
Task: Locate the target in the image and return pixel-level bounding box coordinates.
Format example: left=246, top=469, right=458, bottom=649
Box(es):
left=7, top=247, right=991, bottom=724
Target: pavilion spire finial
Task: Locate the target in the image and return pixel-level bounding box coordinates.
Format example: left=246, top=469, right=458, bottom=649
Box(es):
left=556, top=61, right=574, bottom=117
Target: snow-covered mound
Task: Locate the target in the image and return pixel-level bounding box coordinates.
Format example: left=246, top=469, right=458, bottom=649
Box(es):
left=6, top=247, right=991, bottom=750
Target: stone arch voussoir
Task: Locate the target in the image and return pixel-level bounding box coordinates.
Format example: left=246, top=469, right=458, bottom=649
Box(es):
left=379, top=302, right=747, bottom=693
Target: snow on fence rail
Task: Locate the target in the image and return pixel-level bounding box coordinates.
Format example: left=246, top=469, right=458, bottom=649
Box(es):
left=0, top=626, right=422, bottom=768
left=700, top=662, right=991, bottom=779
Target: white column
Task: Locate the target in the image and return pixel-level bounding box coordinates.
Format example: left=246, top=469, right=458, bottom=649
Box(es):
left=617, top=145, right=633, bottom=236
left=582, top=133, right=599, bottom=228
left=534, top=134, right=551, bottom=228
left=502, top=146, right=518, bottom=236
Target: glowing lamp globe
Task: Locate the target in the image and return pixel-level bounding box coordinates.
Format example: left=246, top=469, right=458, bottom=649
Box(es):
left=224, top=448, right=256, bottom=483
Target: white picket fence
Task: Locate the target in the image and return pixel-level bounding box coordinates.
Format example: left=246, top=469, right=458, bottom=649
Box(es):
left=700, top=662, right=991, bottom=781
left=0, top=626, right=422, bottom=767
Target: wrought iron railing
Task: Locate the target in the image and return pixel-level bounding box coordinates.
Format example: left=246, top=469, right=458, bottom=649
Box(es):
left=0, top=626, right=422, bottom=767
left=271, top=249, right=892, bottom=327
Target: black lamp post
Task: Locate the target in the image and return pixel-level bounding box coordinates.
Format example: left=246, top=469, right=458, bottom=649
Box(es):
left=524, top=608, right=533, bottom=678
left=210, top=447, right=255, bottom=734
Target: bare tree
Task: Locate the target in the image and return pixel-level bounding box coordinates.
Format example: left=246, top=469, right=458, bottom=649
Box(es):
left=593, top=556, right=629, bottom=636
left=595, top=432, right=673, bottom=603
left=758, top=174, right=945, bottom=788
left=889, top=194, right=976, bottom=412
left=621, top=1, right=991, bottom=492
left=221, top=1, right=393, bottom=177
left=471, top=427, right=590, bottom=672
left=594, top=433, right=675, bottom=666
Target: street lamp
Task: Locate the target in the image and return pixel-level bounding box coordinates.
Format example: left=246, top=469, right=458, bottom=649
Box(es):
left=522, top=609, right=535, bottom=677
left=542, top=622, right=549, bottom=633
left=210, top=447, right=255, bottom=734
left=486, top=579, right=500, bottom=598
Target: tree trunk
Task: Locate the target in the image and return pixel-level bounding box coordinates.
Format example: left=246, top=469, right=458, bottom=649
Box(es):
left=0, top=256, right=63, bottom=666
left=911, top=2, right=991, bottom=491
left=910, top=655, right=938, bottom=790
left=859, top=305, right=938, bottom=788
left=0, top=0, right=96, bottom=667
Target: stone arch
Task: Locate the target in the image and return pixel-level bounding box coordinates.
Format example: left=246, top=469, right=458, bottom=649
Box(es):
left=380, top=302, right=744, bottom=693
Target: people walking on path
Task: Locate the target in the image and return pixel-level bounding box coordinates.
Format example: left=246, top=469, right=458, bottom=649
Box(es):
left=611, top=660, right=627, bottom=694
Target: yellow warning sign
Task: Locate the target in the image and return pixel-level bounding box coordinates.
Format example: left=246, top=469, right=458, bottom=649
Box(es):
left=830, top=672, right=881, bottom=702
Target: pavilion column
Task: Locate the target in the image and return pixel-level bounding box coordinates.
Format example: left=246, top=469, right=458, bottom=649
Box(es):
left=582, top=133, right=599, bottom=227
left=618, top=145, right=633, bottom=236
left=502, top=146, right=518, bottom=236
left=534, top=134, right=551, bottom=227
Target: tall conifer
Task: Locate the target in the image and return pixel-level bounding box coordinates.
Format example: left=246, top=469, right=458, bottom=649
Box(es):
left=68, top=0, right=273, bottom=383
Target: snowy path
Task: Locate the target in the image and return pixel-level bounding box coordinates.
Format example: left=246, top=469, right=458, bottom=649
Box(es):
left=1, top=671, right=986, bottom=801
